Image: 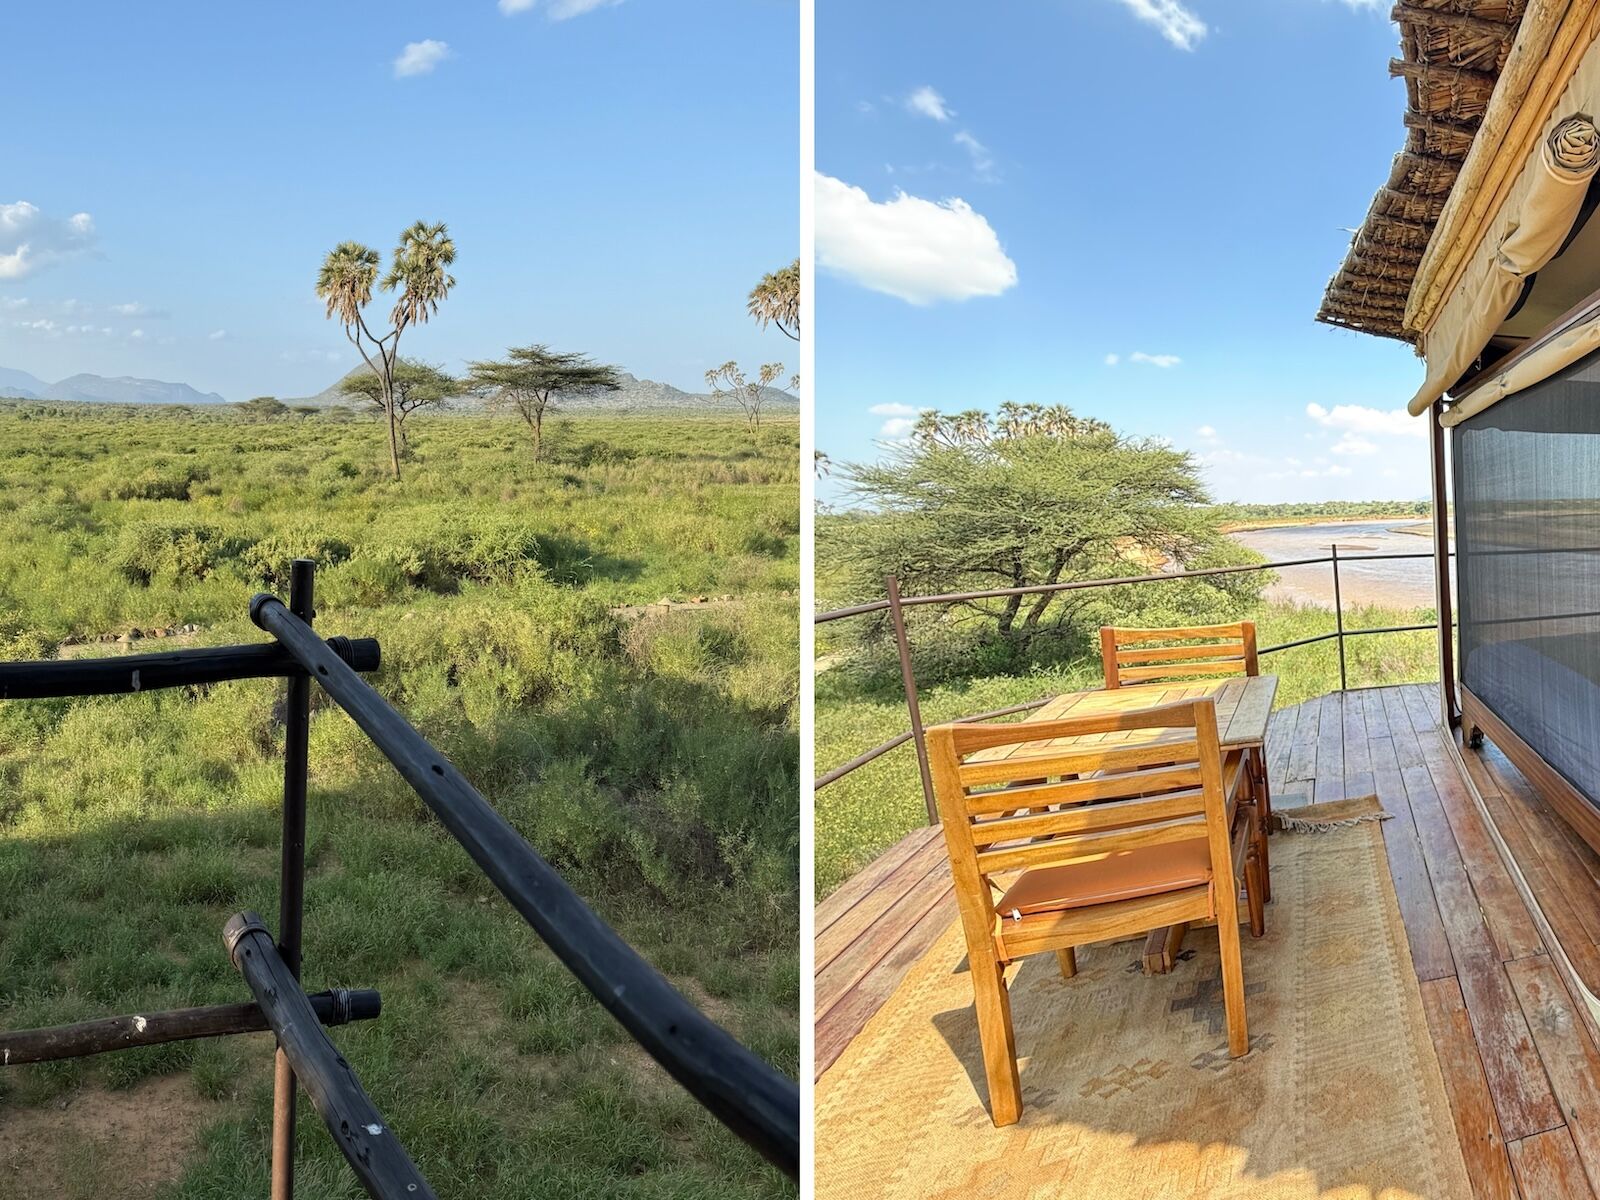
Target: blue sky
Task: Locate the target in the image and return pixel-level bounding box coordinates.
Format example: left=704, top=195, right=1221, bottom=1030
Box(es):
left=3, top=1, right=797, bottom=400
left=815, top=0, right=1431, bottom=505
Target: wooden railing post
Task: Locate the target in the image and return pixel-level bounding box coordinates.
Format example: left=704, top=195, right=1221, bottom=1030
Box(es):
left=886, top=575, right=938, bottom=825
left=1331, top=543, right=1348, bottom=692
left=272, top=558, right=315, bottom=1200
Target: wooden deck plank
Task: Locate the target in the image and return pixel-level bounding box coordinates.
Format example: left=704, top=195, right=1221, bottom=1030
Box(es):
left=1416, top=731, right=1545, bottom=962
left=1284, top=694, right=1321, bottom=783
left=1467, top=752, right=1600, bottom=992
left=1400, top=761, right=1562, bottom=1139
left=1507, top=955, right=1600, bottom=1198
left=814, top=888, right=956, bottom=1079
left=1421, top=976, right=1519, bottom=1200
left=1484, top=752, right=1600, bottom=949
left=1509, top=1127, right=1596, bottom=1200
left=1264, top=702, right=1298, bottom=785
left=817, top=825, right=941, bottom=935
left=1342, top=688, right=1373, bottom=798
left=1314, top=692, right=1345, bottom=803
left=815, top=829, right=949, bottom=973
left=815, top=857, right=954, bottom=1022
left=1370, top=731, right=1456, bottom=981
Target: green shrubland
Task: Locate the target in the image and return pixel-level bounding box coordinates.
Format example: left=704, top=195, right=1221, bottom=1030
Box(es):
left=0, top=402, right=798, bottom=1198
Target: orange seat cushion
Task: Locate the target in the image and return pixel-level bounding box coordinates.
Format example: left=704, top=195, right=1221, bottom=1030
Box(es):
left=997, top=839, right=1212, bottom=918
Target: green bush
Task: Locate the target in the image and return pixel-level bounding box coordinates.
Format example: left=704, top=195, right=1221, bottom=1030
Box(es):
left=109, top=518, right=234, bottom=585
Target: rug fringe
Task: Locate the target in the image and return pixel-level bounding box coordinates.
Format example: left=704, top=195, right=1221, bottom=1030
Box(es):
left=1274, top=810, right=1393, bottom=832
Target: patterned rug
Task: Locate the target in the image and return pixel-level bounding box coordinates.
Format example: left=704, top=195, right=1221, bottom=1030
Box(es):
left=815, top=796, right=1472, bottom=1199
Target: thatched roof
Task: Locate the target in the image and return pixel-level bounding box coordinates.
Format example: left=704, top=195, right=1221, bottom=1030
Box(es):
left=1317, top=2, right=1530, bottom=341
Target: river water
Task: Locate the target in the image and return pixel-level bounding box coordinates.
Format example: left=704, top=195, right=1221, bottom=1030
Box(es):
left=1229, top=520, right=1451, bottom=611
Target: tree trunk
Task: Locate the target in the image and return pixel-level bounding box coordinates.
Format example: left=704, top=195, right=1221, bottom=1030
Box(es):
left=532, top=409, right=543, bottom=461
left=995, top=554, right=1025, bottom=636
left=386, top=398, right=402, bottom=481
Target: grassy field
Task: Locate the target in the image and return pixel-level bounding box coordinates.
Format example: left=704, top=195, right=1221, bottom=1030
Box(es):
left=0, top=403, right=799, bottom=1198
left=814, top=597, right=1437, bottom=897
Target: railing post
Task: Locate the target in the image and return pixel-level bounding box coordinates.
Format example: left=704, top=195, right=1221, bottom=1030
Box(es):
left=272, top=558, right=315, bottom=1200
left=1330, top=543, right=1348, bottom=692
left=886, top=575, right=938, bottom=826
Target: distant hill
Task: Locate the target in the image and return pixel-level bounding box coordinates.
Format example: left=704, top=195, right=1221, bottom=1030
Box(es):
left=0, top=363, right=798, bottom=414
left=0, top=367, right=226, bottom=406
left=288, top=368, right=798, bottom=414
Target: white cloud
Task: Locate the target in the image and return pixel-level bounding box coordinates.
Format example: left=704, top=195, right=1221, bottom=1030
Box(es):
left=394, top=40, right=450, bottom=77
left=815, top=172, right=1017, bottom=305
left=209, top=329, right=227, bottom=340
left=953, top=130, right=995, bottom=178
left=870, top=402, right=918, bottom=417
left=1104, top=353, right=1120, bottom=366
left=129, top=328, right=145, bottom=340
left=905, top=86, right=951, bottom=122
left=1130, top=351, right=1181, bottom=368
left=1331, top=436, right=1378, bottom=456
left=1305, top=402, right=1424, bottom=438
left=1196, top=424, right=1217, bottom=439
left=0, top=202, right=95, bottom=281
left=499, top=0, right=620, bottom=18
left=1112, top=0, right=1207, bottom=50
left=880, top=417, right=916, bottom=438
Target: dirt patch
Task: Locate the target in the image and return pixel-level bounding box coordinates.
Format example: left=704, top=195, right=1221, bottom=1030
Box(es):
left=0, top=1074, right=221, bottom=1199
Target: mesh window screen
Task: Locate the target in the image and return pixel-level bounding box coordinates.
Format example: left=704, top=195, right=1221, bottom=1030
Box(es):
left=1454, top=344, right=1600, bottom=808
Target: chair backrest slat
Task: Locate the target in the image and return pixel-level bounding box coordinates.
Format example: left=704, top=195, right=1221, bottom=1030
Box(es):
left=963, top=763, right=1203, bottom=815
left=968, top=788, right=1207, bottom=845
left=926, top=699, right=1234, bottom=943
left=1100, top=621, right=1259, bottom=689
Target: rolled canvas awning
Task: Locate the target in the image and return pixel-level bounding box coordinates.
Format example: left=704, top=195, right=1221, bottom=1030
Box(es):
left=1409, top=110, right=1600, bottom=418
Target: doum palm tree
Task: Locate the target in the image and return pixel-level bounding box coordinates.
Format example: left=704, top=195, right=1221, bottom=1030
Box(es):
left=316, top=222, right=456, bottom=480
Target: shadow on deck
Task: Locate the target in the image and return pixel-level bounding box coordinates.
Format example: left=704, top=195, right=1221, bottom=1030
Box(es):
left=815, top=682, right=1600, bottom=1197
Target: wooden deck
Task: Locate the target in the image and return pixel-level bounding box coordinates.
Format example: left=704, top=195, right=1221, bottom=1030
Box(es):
left=814, top=683, right=1600, bottom=1199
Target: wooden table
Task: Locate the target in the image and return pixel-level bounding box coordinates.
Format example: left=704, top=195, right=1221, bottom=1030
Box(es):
left=968, top=675, right=1278, bottom=764
left=970, top=675, right=1279, bottom=973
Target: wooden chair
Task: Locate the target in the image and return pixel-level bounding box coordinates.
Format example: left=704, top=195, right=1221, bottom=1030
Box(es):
left=1100, top=621, right=1274, bottom=847
left=925, top=699, right=1265, bottom=1127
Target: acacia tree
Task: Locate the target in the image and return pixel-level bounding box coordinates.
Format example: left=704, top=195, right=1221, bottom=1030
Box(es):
left=747, top=259, right=799, bottom=341
left=827, top=403, right=1252, bottom=643
left=315, top=221, right=456, bottom=481
left=467, top=344, right=622, bottom=460
left=705, top=361, right=793, bottom=431
left=338, top=359, right=456, bottom=453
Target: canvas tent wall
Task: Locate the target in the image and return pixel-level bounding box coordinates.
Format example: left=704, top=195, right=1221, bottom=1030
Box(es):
left=1319, top=2, right=1600, bottom=849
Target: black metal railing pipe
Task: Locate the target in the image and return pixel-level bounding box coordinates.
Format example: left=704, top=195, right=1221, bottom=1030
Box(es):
left=250, top=594, right=801, bottom=1179
left=0, top=636, right=380, bottom=700
left=224, top=914, right=435, bottom=1200
left=813, top=551, right=1449, bottom=623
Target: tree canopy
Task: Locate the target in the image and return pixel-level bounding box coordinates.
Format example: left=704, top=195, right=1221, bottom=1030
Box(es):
left=747, top=259, right=800, bottom=341
left=705, top=361, right=792, bottom=431
left=825, top=403, right=1255, bottom=642
left=316, top=222, right=456, bottom=480
left=338, top=359, right=455, bottom=449
left=466, top=344, right=622, bottom=459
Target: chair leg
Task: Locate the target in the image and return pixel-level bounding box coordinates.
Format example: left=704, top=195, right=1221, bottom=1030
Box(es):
left=1251, top=750, right=1273, bottom=902
left=1217, top=897, right=1250, bottom=1057
left=1056, top=947, right=1076, bottom=979
left=1245, top=847, right=1266, bottom=938
left=971, top=954, right=1022, bottom=1126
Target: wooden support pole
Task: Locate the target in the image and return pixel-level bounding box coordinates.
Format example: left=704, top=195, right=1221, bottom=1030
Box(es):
left=1430, top=401, right=1460, bottom=726
left=0, top=990, right=381, bottom=1066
